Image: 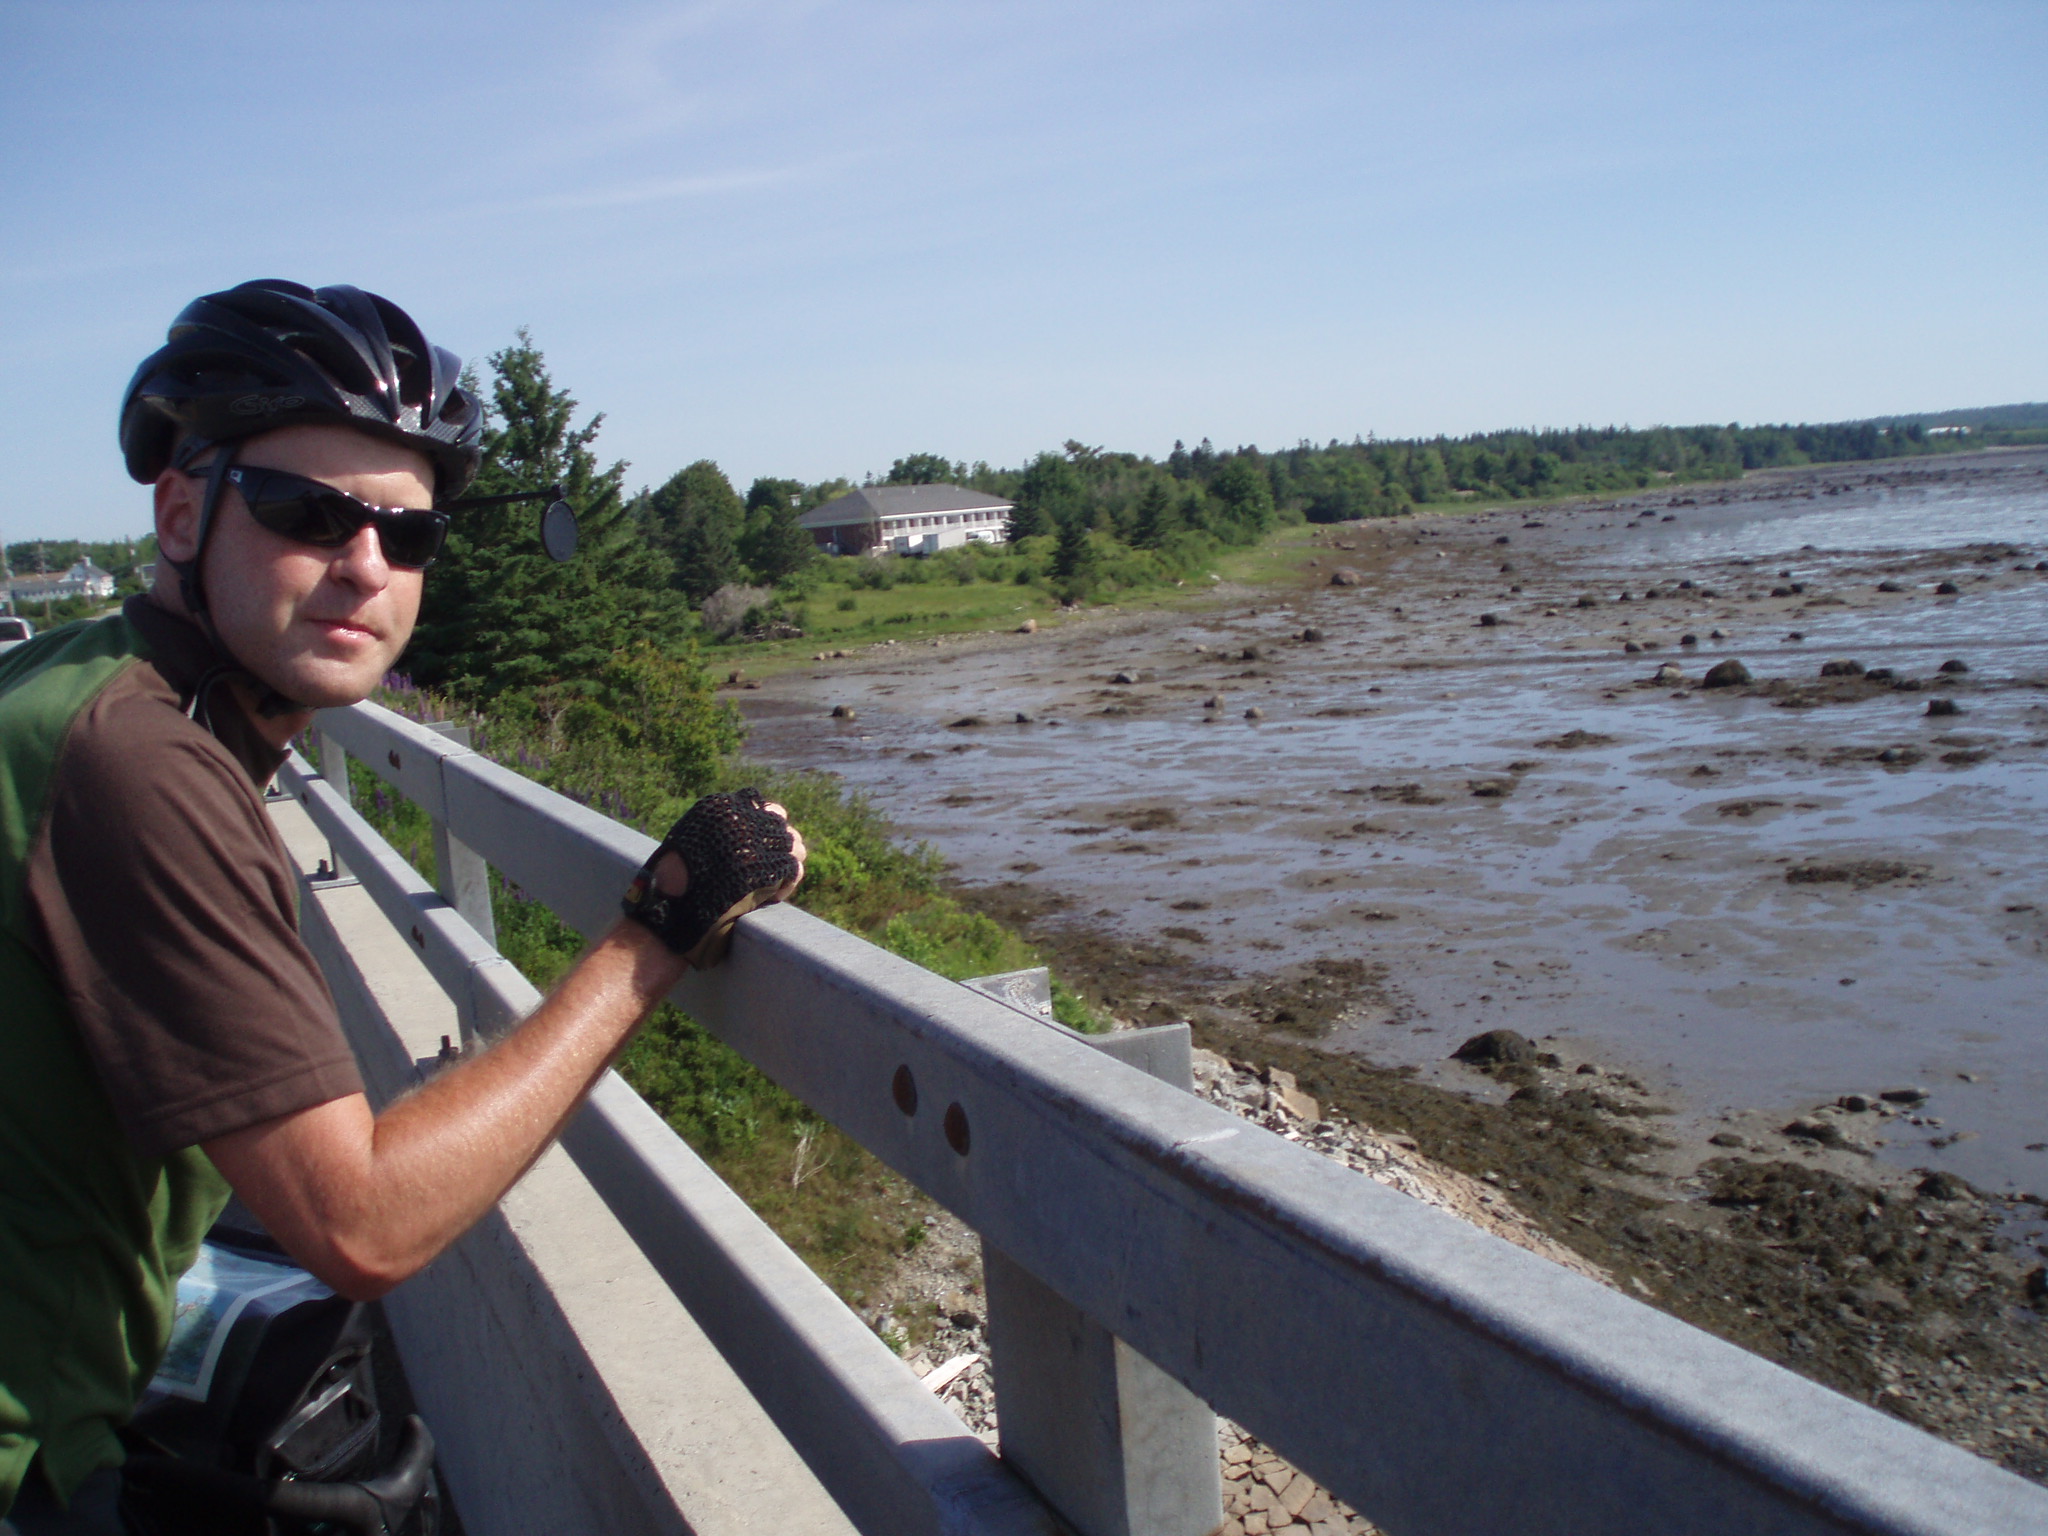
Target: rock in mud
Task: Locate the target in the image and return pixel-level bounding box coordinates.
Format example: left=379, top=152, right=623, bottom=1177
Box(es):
left=1926, top=698, right=1961, bottom=716
left=1329, top=567, right=1364, bottom=586
left=1917, top=1170, right=1973, bottom=1202
left=1877, top=580, right=1904, bottom=593
left=1015, top=618, right=1037, bottom=633
left=1702, top=659, right=1752, bottom=687
left=830, top=704, right=856, bottom=720
left=1935, top=581, right=1961, bottom=594
left=1819, top=659, right=1864, bottom=677
left=1575, top=594, right=1599, bottom=608
left=1785, top=859, right=1919, bottom=889
left=1938, top=658, right=1970, bottom=674
left=1478, top=613, right=1499, bottom=626
left=1451, top=1029, right=1538, bottom=1066
left=1708, top=1132, right=1749, bottom=1148
left=1880, top=1086, right=1929, bottom=1105
left=1243, top=707, right=1264, bottom=720
left=1299, top=626, right=1325, bottom=642
left=1680, top=633, right=1698, bottom=645
left=1782, top=1118, right=1848, bottom=1147
left=947, top=716, right=985, bottom=728
left=1204, top=694, right=1224, bottom=709
left=1623, top=641, right=1642, bottom=653
left=1111, top=670, right=1138, bottom=684
left=1534, top=728, right=1615, bottom=750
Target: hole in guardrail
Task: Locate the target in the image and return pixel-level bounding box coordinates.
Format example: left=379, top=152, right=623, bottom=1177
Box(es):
left=388, top=750, right=402, bottom=770
left=892, top=1064, right=918, bottom=1116
left=944, top=1102, right=971, bottom=1156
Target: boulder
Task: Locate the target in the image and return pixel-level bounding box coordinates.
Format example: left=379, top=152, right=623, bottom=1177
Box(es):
left=1477, top=613, right=1499, bottom=627
left=1265, top=1068, right=1321, bottom=1122
left=1877, top=580, right=1904, bottom=593
left=1016, top=618, right=1038, bottom=634
left=1926, top=698, right=1960, bottom=717
left=1243, top=707, right=1264, bottom=720
left=1329, top=567, right=1364, bottom=586
left=1917, top=1170, right=1971, bottom=1202
left=1935, top=581, right=1960, bottom=594
left=1938, top=658, right=1969, bottom=674
left=1451, top=1029, right=1537, bottom=1066
left=1679, top=633, right=1698, bottom=646
left=1701, top=659, right=1751, bottom=688
left=1781, top=1118, right=1847, bottom=1147
left=1819, top=659, right=1863, bottom=677
left=830, top=705, right=856, bottom=720
left=1111, top=670, right=1138, bottom=684
left=1878, top=1086, right=1928, bottom=1104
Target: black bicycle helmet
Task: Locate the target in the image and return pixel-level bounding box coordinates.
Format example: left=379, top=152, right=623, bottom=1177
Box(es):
left=120, top=279, right=482, bottom=497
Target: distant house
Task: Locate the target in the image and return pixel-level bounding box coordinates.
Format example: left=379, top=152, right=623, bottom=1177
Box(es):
left=799, top=484, right=1014, bottom=556
left=7, top=559, right=117, bottom=607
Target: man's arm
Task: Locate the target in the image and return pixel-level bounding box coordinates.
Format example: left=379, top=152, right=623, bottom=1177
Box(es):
left=204, top=915, right=685, bottom=1300
left=207, top=800, right=805, bottom=1302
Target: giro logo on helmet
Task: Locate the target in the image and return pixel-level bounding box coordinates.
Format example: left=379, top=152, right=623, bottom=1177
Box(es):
left=229, top=392, right=308, bottom=417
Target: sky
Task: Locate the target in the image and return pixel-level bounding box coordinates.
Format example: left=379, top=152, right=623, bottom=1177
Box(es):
left=3, top=1, right=2043, bottom=541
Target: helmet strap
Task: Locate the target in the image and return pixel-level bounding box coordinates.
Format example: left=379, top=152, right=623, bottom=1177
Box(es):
left=164, top=440, right=312, bottom=725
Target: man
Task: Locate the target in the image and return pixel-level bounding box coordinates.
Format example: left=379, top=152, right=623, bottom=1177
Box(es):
left=0, top=281, right=804, bottom=1530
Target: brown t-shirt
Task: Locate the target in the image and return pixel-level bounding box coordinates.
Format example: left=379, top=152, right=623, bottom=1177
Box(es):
left=24, top=597, right=361, bottom=1157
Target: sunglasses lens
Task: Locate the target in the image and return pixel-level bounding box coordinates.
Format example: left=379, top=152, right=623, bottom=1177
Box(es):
left=247, top=488, right=361, bottom=548
left=379, top=512, right=448, bottom=568
left=241, top=475, right=446, bottom=568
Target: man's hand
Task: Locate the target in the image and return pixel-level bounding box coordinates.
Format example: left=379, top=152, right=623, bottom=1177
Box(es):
left=207, top=800, right=803, bottom=1300
left=622, top=790, right=806, bottom=966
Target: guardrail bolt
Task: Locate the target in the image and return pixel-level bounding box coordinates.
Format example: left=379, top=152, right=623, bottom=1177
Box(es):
left=944, top=1102, right=971, bottom=1155
left=892, top=1064, right=918, bottom=1116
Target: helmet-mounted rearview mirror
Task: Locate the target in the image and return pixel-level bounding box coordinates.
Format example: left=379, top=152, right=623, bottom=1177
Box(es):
left=439, top=482, right=581, bottom=563
left=541, top=498, right=578, bottom=562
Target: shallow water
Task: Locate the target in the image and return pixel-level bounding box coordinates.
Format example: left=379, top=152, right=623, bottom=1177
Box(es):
left=745, top=451, right=2048, bottom=1196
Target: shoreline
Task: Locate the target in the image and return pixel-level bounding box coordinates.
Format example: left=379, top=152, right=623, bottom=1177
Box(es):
left=737, top=448, right=2048, bottom=1479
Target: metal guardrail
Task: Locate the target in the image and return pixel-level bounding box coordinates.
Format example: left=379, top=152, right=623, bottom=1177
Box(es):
left=291, top=699, right=2048, bottom=1536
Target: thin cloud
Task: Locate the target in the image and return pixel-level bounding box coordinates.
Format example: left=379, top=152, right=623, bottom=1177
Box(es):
left=458, top=157, right=839, bottom=219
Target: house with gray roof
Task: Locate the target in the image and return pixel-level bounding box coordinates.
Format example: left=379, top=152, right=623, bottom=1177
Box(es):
left=798, top=484, right=1014, bottom=556
left=7, top=558, right=116, bottom=608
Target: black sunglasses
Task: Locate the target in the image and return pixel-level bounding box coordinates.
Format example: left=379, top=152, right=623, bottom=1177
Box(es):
left=221, top=464, right=450, bottom=570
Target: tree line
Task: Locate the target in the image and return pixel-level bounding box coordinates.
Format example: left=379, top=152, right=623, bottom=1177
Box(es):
left=47, top=327, right=2015, bottom=703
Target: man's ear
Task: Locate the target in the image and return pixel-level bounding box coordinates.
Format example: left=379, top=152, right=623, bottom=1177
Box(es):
left=154, top=468, right=203, bottom=563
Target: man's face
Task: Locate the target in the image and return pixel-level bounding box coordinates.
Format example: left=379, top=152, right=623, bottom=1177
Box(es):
left=163, top=424, right=436, bottom=711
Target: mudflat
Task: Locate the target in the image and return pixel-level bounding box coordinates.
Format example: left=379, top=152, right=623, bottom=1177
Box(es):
left=741, top=447, right=2048, bottom=1479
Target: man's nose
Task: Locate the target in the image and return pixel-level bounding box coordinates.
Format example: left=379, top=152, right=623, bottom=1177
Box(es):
left=330, top=521, right=393, bottom=589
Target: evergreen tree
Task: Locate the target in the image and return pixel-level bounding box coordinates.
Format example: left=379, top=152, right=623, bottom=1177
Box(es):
left=1130, top=481, right=1174, bottom=548
left=1051, top=518, right=1093, bottom=585
left=648, top=460, right=746, bottom=601
left=408, top=333, right=687, bottom=699
left=1209, top=456, right=1276, bottom=533
left=1011, top=451, right=1085, bottom=540
left=885, top=453, right=958, bottom=485
left=744, top=477, right=804, bottom=514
